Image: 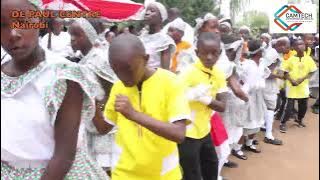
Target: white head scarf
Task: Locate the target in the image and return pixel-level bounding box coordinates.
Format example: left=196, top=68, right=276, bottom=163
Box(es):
left=144, top=1, right=168, bottom=22
left=169, top=18, right=186, bottom=32
left=72, top=18, right=99, bottom=45
left=264, top=48, right=280, bottom=66
left=240, top=25, right=251, bottom=33
left=194, top=13, right=216, bottom=36
left=261, top=33, right=272, bottom=41
left=220, top=21, right=232, bottom=30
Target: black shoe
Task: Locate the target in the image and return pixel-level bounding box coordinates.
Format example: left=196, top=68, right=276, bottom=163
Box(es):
left=280, top=124, right=287, bottom=133
left=312, top=108, right=319, bottom=114
left=260, top=127, right=266, bottom=132
left=243, top=145, right=261, bottom=153
left=231, top=149, right=248, bottom=160
left=253, top=139, right=259, bottom=145
left=224, top=161, right=238, bottom=168
left=264, top=137, right=283, bottom=145
left=294, top=120, right=306, bottom=128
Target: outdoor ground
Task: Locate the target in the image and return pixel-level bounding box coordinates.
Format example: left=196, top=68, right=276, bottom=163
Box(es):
left=222, top=99, right=319, bottom=180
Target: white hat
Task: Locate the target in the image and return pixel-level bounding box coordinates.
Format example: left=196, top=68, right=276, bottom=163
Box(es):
left=145, top=1, right=168, bottom=22
left=169, top=18, right=186, bottom=32
left=264, top=48, right=280, bottom=66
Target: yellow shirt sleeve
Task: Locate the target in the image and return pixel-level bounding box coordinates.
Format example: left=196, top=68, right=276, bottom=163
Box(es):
left=166, top=76, right=191, bottom=124
left=307, top=57, right=318, bottom=73
left=281, top=58, right=291, bottom=72
left=214, top=68, right=228, bottom=94
left=103, top=82, right=119, bottom=125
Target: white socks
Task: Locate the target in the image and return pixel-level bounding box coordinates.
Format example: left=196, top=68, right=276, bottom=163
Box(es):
left=265, top=110, right=275, bottom=140
left=246, top=139, right=253, bottom=146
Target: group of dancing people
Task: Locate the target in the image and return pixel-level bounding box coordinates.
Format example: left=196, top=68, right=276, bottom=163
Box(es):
left=1, top=0, right=319, bottom=180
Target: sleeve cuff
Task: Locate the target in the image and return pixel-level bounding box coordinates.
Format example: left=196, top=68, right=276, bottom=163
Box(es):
left=169, top=115, right=192, bottom=124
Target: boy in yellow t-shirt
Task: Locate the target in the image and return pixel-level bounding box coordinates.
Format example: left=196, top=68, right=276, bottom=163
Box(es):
left=279, top=39, right=317, bottom=133
left=93, top=34, right=191, bottom=180
left=178, top=32, right=228, bottom=180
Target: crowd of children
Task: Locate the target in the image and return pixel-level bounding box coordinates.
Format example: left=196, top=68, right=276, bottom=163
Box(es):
left=1, top=0, right=319, bottom=180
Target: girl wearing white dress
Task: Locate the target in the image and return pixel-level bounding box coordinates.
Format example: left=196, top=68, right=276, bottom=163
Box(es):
left=1, top=0, right=108, bottom=179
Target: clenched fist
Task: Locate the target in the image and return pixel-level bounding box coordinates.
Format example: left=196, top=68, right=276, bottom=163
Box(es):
left=115, top=95, right=137, bottom=120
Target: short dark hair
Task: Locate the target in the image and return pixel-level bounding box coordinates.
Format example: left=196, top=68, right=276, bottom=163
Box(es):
left=248, top=39, right=262, bottom=52
left=197, top=32, right=221, bottom=47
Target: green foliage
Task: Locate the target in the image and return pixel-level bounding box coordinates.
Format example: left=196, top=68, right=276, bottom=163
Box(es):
left=236, top=10, right=269, bottom=37
left=134, top=0, right=218, bottom=26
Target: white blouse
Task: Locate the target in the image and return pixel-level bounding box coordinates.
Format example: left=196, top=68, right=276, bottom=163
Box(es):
left=1, top=50, right=100, bottom=162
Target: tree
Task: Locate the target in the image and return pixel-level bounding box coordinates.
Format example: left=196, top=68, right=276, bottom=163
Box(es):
left=134, top=0, right=218, bottom=26
left=236, top=10, right=269, bottom=37
left=230, top=0, right=250, bottom=23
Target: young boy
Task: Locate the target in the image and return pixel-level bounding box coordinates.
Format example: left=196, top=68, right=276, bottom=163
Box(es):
left=93, top=34, right=191, bottom=180
left=280, top=39, right=317, bottom=132
left=178, top=32, right=228, bottom=180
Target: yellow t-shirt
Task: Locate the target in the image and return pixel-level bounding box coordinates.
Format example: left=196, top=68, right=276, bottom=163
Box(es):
left=281, top=55, right=317, bottom=99
left=278, top=50, right=295, bottom=90
left=104, top=69, right=190, bottom=180
left=179, top=59, right=227, bottom=139
left=291, top=47, right=312, bottom=57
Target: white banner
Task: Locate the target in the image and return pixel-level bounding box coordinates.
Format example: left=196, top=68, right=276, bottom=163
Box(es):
left=269, top=4, right=317, bottom=33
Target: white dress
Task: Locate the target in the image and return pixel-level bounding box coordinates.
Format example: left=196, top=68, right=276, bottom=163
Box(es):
left=78, top=47, right=118, bottom=168
left=40, top=32, right=73, bottom=58
left=1, top=49, right=108, bottom=179
left=216, top=53, right=248, bottom=142
left=140, top=31, right=176, bottom=69
left=240, top=59, right=268, bottom=131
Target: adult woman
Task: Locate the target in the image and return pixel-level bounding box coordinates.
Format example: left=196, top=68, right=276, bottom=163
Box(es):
left=140, top=2, right=176, bottom=70
left=1, top=0, right=108, bottom=179
left=68, top=18, right=117, bottom=173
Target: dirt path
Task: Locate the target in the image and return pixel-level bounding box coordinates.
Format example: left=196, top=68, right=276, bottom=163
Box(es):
left=222, top=100, right=319, bottom=180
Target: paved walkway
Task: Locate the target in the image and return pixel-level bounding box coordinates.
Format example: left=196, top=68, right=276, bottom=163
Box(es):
left=222, top=99, right=319, bottom=180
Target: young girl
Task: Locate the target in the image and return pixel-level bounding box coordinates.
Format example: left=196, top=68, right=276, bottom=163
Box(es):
left=167, top=18, right=194, bottom=73
left=239, top=40, right=269, bottom=153
left=218, top=34, right=250, bottom=163
left=1, top=0, right=108, bottom=179
left=68, top=18, right=117, bottom=174
left=140, top=1, right=176, bottom=70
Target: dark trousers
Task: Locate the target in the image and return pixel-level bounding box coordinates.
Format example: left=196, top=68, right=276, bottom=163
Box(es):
left=178, top=133, right=218, bottom=180
left=276, top=90, right=287, bottom=114
left=281, top=98, right=308, bottom=124
left=313, top=98, right=319, bottom=108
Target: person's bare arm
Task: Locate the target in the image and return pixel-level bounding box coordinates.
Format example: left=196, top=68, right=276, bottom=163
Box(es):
left=92, top=77, right=115, bottom=134
left=161, top=48, right=171, bottom=70
left=41, top=81, right=83, bottom=180
left=284, top=72, right=298, bottom=86
left=207, top=92, right=228, bottom=112
left=92, top=103, right=114, bottom=134
left=296, top=71, right=316, bottom=85
left=228, top=74, right=249, bottom=102
left=115, top=95, right=186, bottom=143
